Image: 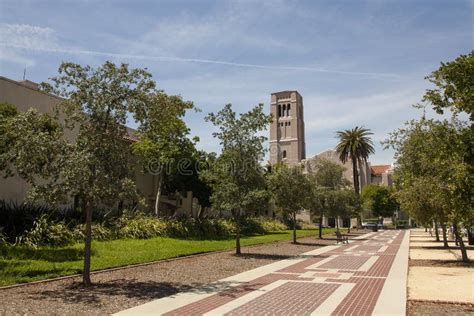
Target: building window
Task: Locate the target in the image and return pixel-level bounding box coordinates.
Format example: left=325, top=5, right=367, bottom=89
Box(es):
left=282, top=104, right=286, bottom=116
left=288, top=122, right=291, bottom=126
left=287, top=104, right=291, bottom=116
left=282, top=150, right=287, bottom=159
left=278, top=104, right=282, bottom=117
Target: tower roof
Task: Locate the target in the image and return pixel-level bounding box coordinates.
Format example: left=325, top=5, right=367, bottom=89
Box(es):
left=271, top=90, right=301, bottom=95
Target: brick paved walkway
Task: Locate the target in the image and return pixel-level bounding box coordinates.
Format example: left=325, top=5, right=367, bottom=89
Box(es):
left=116, top=230, right=409, bottom=316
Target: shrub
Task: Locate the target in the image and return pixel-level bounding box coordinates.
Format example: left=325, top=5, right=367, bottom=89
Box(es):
left=72, top=223, right=114, bottom=241
left=114, top=212, right=167, bottom=239
left=21, top=215, right=74, bottom=247
left=241, top=217, right=287, bottom=235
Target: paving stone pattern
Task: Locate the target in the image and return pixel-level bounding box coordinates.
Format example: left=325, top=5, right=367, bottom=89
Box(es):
left=155, top=231, right=406, bottom=316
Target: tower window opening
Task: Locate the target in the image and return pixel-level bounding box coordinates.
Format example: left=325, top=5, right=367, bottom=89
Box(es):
left=278, top=104, right=282, bottom=117
left=287, top=104, right=291, bottom=116
left=282, top=104, right=286, bottom=116
left=282, top=150, right=287, bottom=159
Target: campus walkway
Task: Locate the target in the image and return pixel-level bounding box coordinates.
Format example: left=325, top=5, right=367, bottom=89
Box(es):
left=116, top=230, right=409, bottom=316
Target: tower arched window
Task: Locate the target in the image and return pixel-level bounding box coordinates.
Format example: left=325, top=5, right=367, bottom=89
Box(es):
left=282, top=104, right=286, bottom=116
left=287, top=104, right=291, bottom=116
left=278, top=104, right=282, bottom=117
left=282, top=150, right=287, bottom=159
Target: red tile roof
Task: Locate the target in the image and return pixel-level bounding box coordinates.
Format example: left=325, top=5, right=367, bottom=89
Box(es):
left=371, top=165, right=391, bottom=175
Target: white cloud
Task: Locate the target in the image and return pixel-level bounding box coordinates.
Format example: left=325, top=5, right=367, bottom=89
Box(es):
left=0, top=23, right=59, bottom=50
left=303, top=88, right=424, bottom=132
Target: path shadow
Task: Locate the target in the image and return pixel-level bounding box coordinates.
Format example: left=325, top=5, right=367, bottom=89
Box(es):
left=291, top=241, right=335, bottom=247
left=30, top=279, right=200, bottom=306
left=233, top=253, right=291, bottom=260
left=411, top=245, right=474, bottom=250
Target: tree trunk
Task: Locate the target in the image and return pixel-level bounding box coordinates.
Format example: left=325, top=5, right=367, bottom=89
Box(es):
left=434, top=221, right=440, bottom=242
left=441, top=223, right=449, bottom=248
left=292, top=212, right=297, bottom=244
left=318, top=213, right=323, bottom=239
left=154, top=174, right=163, bottom=216
left=453, top=223, right=469, bottom=262
left=235, top=210, right=241, bottom=255
left=351, top=156, right=360, bottom=195
left=83, top=201, right=93, bottom=286
left=347, top=218, right=351, bottom=233
left=336, top=216, right=340, bottom=233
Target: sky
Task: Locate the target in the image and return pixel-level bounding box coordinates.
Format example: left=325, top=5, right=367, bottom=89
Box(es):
left=0, top=0, right=472, bottom=164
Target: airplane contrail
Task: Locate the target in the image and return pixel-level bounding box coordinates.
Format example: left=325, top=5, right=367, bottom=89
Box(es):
left=0, top=43, right=403, bottom=78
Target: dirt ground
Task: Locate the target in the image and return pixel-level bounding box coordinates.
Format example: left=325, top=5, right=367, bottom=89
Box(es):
left=408, top=229, right=474, bottom=315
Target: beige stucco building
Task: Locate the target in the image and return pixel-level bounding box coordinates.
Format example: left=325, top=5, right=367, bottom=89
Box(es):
left=0, top=76, right=199, bottom=215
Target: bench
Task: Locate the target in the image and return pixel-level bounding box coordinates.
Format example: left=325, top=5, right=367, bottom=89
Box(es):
left=336, top=231, right=349, bottom=244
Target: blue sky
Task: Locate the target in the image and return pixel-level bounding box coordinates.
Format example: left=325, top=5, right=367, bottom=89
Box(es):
left=0, top=0, right=472, bottom=164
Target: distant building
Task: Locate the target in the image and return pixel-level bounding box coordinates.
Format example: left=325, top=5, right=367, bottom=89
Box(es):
left=370, top=164, right=394, bottom=187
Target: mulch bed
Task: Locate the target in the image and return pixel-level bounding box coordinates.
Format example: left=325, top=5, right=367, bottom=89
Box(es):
left=0, top=232, right=367, bottom=315
left=407, top=300, right=474, bottom=316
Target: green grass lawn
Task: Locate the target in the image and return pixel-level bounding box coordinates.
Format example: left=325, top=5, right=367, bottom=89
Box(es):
left=0, top=228, right=336, bottom=286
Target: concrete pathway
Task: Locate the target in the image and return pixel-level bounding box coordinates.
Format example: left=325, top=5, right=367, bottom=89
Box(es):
left=115, top=230, right=409, bottom=316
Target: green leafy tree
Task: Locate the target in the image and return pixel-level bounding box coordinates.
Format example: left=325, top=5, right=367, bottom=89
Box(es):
left=2, top=62, right=156, bottom=284
left=0, top=102, right=18, bottom=171
left=308, top=158, right=348, bottom=238
left=268, top=163, right=311, bottom=244
left=165, top=149, right=213, bottom=218
left=423, top=51, right=473, bottom=121
left=132, top=91, right=196, bottom=216
left=326, top=189, right=357, bottom=233
left=202, top=103, right=271, bottom=254
left=361, top=184, right=398, bottom=222
left=1, top=109, right=68, bottom=200
left=385, top=118, right=472, bottom=262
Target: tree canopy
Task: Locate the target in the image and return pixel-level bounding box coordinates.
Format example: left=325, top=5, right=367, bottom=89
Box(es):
left=202, top=103, right=271, bottom=254
left=267, top=163, right=311, bottom=243
left=423, top=51, right=473, bottom=121
left=361, top=184, right=398, bottom=219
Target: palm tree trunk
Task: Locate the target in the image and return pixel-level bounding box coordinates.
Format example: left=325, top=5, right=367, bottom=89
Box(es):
left=351, top=156, right=360, bottom=195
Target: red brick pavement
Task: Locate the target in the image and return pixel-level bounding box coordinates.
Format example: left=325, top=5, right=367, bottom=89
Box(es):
left=225, top=282, right=340, bottom=316
left=162, top=230, right=406, bottom=315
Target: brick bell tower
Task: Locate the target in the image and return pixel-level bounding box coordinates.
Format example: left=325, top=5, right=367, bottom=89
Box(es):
left=269, top=91, right=306, bottom=166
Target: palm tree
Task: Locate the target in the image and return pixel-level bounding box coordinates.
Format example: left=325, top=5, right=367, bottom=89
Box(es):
left=335, top=126, right=375, bottom=231
left=335, top=126, right=375, bottom=196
